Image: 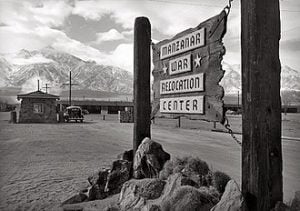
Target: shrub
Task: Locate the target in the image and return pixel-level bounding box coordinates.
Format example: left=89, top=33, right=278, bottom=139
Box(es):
left=212, top=171, right=231, bottom=195
left=159, top=156, right=210, bottom=181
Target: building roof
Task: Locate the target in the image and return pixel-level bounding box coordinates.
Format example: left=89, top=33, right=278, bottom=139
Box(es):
left=17, top=90, right=60, bottom=100
left=66, top=106, right=82, bottom=109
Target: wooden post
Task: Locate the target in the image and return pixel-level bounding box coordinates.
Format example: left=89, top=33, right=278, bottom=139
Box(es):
left=10, top=111, right=16, bottom=123
left=241, top=0, right=282, bottom=210
left=133, top=17, right=151, bottom=153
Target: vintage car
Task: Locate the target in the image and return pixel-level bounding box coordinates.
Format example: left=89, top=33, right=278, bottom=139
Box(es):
left=64, top=106, right=84, bottom=123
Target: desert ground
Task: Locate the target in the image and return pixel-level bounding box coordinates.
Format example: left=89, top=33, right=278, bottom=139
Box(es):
left=0, top=112, right=299, bottom=210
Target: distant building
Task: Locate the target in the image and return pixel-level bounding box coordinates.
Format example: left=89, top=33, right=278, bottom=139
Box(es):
left=57, top=99, right=133, bottom=114
left=17, top=90, right=59, bottom=123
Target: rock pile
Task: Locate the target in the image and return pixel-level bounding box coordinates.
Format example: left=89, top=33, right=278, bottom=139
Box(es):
left=117, top=159, right=241, bottom=211
left=61, top=137, right=247, bottom=211
left=61, top=137, right=170, bottom=207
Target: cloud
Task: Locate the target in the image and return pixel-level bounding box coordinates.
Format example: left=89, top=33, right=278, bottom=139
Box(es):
left=107, top=43, right=133, bottom=72
left=0, top=0, right=72, bottom=28
left=51, top=31, right=109, bottom=64
left=0, top=24, right=110, bottom=65
left=72, top=0, right=109, bottom=20
left=6, top=54, right=54, bottom=65
left=20, top=75, right=62, bottom=95
left=0, top=26, right=48, bottom=53
left=0, top=0, right=300, bottom=73
left=0, top=0, right=74, bottom=53
left=72, top=0, right=223, bottom=36
left=95, top=29, right=125, bottom=44
left=122, top=29, right=134, bottom=37
left=0, top=22, right=8, bottom=27
left=28, top=0, right=73, bottom=27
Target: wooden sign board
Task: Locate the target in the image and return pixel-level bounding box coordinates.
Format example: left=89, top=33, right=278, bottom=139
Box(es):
left=152, top=11, right=227, bottom=123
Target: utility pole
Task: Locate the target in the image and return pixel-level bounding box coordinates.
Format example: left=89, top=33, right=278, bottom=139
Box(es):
left=241, top=0, right=282, bottom=210
left=43, top=83, right=51, bottom=94
left=69, top=72, right=71, bottom=106
left=63, top=71, right=78, bottom=106
left=133, top=17, right=151, bottom=153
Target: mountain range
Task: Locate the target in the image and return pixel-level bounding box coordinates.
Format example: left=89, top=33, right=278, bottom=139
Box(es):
left=0, top=47, right=133, bottom=94
left=220, top=62, right=300, bottom=94
left=0, top=47, right=300, bottom=102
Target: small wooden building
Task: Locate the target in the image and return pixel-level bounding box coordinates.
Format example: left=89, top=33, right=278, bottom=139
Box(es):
left=17, top=90, right=59, bottom=123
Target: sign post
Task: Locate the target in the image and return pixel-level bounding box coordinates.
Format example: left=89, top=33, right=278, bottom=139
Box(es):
left=133, top=17, right=151, bottom=153
left=241, top=0, right=282, bottom=210
left=152, top=11, right=227, bottom=123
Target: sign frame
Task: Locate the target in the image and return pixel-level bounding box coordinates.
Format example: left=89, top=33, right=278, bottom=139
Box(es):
left=152, top=10, right=227, bottom=123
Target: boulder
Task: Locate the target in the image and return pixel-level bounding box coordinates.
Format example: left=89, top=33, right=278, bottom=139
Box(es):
left=62, top=192, right=88, bottom=205
left=105, top=160, right=132, bottom=195
left=60, top=194, right=120, bottom=211
left=89, top=184, right=107, bottom=201
left=211, top=171, right=231, bottom=195
left=88, top=169, right=110, bottom=200
left=210, top=180, right=243, bottom=211
left=160, top=186, right=215, bottom=211
left=117, top=149, right=134, bottom=162
left=119, top=178, right=165, bottom=211
left=291, top=191, right=300, bottom=211
left=88, top=168, right=110, bottom=186
left=271, top=201, right=291, bottom=211
left=118, top=173, right=219, bottom=211
left=160, top=173, right=199, bottom=199
left=133, top=138, right=170, bottom=179
left=198, top=186, right=220, bottom=205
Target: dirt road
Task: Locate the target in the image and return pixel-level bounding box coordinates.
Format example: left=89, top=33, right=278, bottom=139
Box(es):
left=0, top=113, right=299, bottom=210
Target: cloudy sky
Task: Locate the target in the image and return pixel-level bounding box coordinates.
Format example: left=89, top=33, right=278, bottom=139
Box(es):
left=0, top=0, right=300, bottom=72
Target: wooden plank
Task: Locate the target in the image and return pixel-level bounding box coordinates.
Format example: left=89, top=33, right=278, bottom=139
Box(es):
left=133, top=17, right=151, bottom=153
left=152, top=11, right=227, bottom=123
left=241, top=0, right=282, bottom=210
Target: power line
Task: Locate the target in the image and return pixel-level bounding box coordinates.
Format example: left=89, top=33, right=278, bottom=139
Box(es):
left=148, top=0, right=300, bottom=12
left=148, top=0, right=225, bottom=8
left=2, top=0, right=300, bottom=12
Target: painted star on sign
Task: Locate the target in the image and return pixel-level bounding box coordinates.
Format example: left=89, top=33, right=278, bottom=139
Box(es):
left=162, top=65, right=168, bottom=74
left=194, top=54, right=202, bottom=67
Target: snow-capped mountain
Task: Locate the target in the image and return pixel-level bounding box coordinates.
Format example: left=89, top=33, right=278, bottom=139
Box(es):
left=221, top=62, right=300, bottom=94
left=1, top=48, right=299, bottom=96
left=0, top=47, right=133, bottom=94
left=281, top=65, right=300, bottom=91
left=221, top=62, right=241, bottom=94
left=0, top=57, right=12, bottom=87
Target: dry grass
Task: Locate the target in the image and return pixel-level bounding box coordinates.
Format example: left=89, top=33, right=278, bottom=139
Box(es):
left=159, top=156, right=210, bottom=181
